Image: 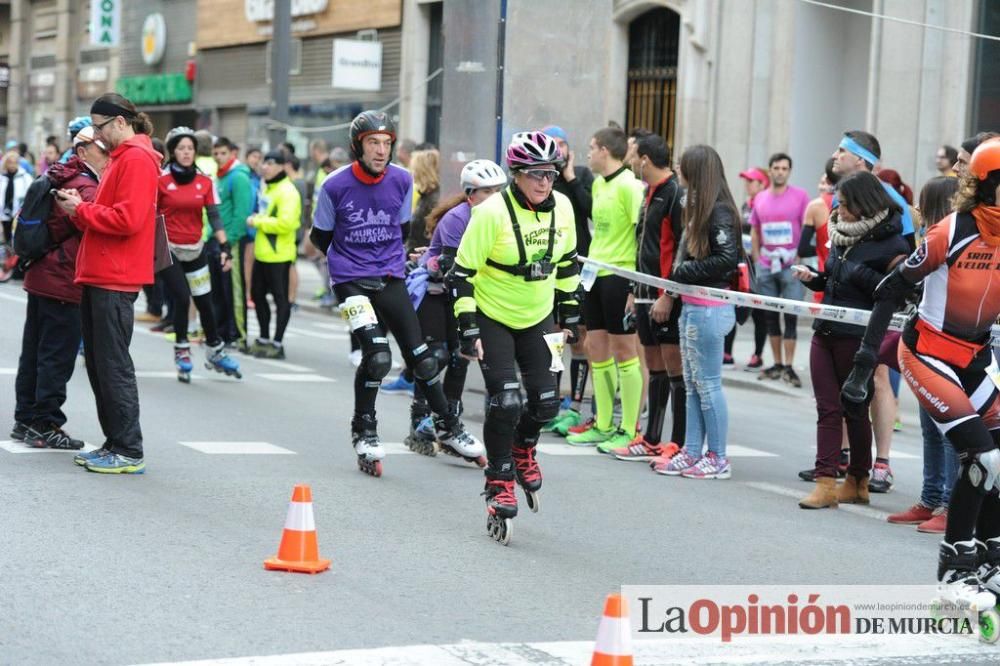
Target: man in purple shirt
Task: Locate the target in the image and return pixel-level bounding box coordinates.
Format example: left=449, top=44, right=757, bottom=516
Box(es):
left=749, top=152, right=811, bottom=388
left=310, top=110, right=482, bottom=476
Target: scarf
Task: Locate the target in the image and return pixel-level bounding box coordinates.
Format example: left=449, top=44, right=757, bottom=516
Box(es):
left=169, top=162, right=197, bottom=185
left=216, top=157, right=238, bottom=179
left=265, top=171, right=287, bottom=185
left=972, top=205, right=1000, bottom=247
left=828, top=208, right=888, bottom=247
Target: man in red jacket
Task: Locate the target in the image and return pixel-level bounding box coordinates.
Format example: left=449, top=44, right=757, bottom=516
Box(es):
left=54, top=94, right=160, bottom=474
left=11, top=125, right=109, bottom=449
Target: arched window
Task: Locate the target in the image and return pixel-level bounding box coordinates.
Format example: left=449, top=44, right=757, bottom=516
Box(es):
left=626, top=7, right=680, bottom=151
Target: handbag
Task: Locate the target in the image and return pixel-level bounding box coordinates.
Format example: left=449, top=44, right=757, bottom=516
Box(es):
left=153, top=213, right=173, bottom=273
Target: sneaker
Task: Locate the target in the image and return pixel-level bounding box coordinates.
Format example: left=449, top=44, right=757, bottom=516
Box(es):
left=552, top=409, right=583, bottom=436
left=656, top=448, right=700, bottom=476
left=648, top=443, right=682, bottom=472
left=722, top=353, right=734, bottom=367
left=542, top=407, right=571, bottom=433
left=150, top=319, right=173, bottom=333
left=319, top=292, right=338, bottom=308
left=10, top=421, right=30, bottom=441
left=869, top=462, right=894, bottom=493
left=681, top=451, right=732, bottom=479
left=612, top=435, right=665, bottom=461
left=28, top=424, right=85, bottom=450
left=917, top=508, right=948, bottom=534
left=84, top=451, right=145, bottom=474
left=380, top=373, right=415, bottom=396
left=798, top=457, right=848, bottom=482
left=566, top=416, right=595, bottom=436
left=349, top=349, right=363, bottom=368
left=75, top=446, right=109, bottom=467
left=597, top=429, right=635, bottom=454
left=782, top=366, right=802, bottom=388
left=254, top=342, right=285, bottom=360
left=745, top=354, right=763, bottom=370
left=312, top=286, right=330, bottom=300
left=565, top=424, right=615, bottom=447
left=135, top=311, right=160, bottom=323
left=893, top=419, right=903, bottom=432
left=759, top=364, right=784, bottom=380
left=888, top=503, right=935, bottom=525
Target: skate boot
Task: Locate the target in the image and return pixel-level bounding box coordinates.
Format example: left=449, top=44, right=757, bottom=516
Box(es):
left=483, top=466, right=517, bottom=546
left=937, top=539, right=998, bottom=640
left=206, top=343, right=242, bottom=379
left=435, top=416, right=486, bottom=467
left=512, top=437, right=542, bottom=512
left=448, top=398, right=464, bottom=419
left=174, top=344, right=193, bottom=383
left=352, top=414, right=385, bottom=477
left=404, top=402, right=437, bottom=456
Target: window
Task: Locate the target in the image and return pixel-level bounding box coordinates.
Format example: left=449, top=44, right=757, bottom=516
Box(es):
left=625, top=8, right=680, bottom=151
left=971, top=0, right=1000, bottom=133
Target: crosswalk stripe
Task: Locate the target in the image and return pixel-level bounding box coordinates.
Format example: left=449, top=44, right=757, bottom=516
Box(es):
left=0, top=440, right=98, bottom=454
left=0, top=367, right=16, bottom=375
left=177, top=441, right=295, bottom=455
left=745, top=481, right=893, bottom=522
left=255, top=373, right=335, bottom=382
left=247, top=358, right=313, bottom=372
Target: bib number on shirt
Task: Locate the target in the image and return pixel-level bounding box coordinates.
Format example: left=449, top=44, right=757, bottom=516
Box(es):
left=184, top=266, right=212, bottom=297
left=341, top=295, right=379, bottom=331
left=761, top=220, right=794, bottom=246
left=988, top=351, right=1000, bottom=392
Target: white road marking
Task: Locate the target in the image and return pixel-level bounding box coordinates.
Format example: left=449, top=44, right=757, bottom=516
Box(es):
left=282, top=326, right=343, bottom=340
left=0, top=440, right=98, bottom=454
left=745, top=481, right=893, bottom=522
left=890, top=449, right=920, bottom=460
left=255, top=373, right=335, bottom=383
left=0, top=291, right=26, bottom=304
left=249, top=358, right=313, bottom=372
left=724, top=444, right=778, bottom=457
left=381, top=442, right=415, bottom=455
left=0, top=367, right=16, bottom=375
left=177, top=441, right=296, bottom=455
left=311, top=322, right=351, bottom=333
left=136, top=371, right=184, bottom=379
left=537, top=443, right=601, bottom=456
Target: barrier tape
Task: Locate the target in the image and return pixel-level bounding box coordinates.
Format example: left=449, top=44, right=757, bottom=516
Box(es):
left=580, top=257, right=1000, bottom=345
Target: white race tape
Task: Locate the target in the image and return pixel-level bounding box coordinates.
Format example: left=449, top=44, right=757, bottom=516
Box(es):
left=581, top=256, right=1000, bottom=344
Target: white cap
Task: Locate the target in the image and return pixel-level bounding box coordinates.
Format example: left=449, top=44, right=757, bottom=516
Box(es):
left=72, top=125, right=107, bottom=151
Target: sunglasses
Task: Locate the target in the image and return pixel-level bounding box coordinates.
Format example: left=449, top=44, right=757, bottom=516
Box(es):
left=93, top=117, right=117, bottom=132
left=522, top=168, right=559, bottom=183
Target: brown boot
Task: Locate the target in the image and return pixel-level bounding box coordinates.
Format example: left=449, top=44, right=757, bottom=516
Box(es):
left=799, top=477, right=839, bottom=509
left=838, top=474, right=871, bottom=504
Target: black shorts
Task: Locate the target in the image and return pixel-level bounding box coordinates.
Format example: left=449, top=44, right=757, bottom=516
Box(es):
left=635, top=300, right=681, bottom=346
left=583, top=274, right=634, bottom=334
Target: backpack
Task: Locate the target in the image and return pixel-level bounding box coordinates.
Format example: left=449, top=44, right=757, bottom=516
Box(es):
left=12, top=173, right=54, bottom=263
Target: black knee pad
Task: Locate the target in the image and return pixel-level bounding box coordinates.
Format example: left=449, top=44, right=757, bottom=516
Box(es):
left=430, top=342, right=450, bottom=373
left=526, top=388, right=561, bottom=424
left=487, top=388, right=523, bottom=427
left=361, top=347, right=393, bottom=382
left=412, top=343, right=440, bottom=381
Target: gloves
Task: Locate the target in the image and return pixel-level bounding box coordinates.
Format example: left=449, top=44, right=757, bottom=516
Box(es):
left=841, top=344, right=877, bottom=412
left=558, top=300, right=581, bottom=344
left=219, top=242, right=232, bottom=264
left=457, top=312, right=480, bottom=358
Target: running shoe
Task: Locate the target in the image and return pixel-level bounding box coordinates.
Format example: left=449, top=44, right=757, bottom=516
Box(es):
left=380, top=373, right=415, bottom=396
left=893, top=419, right=903, bottom=432
left=745, top=354, right=763, bottom=370
left=656, top=448, right=699, bottom=476
left=648, top=443, right=682, bottom=472
left=10, top=421, right=29, bottom=441
left=319, top=292, right=338, bottom=308
left=723, top=353, right=735, bottom=367
left=798, top=450, right=848, bottom=481
left=565, top=425, right=615, bottom=447
left=759, top=364, right=784, bottom=380
left=27, top=424, right=85, bottom=450
left=150, top=319, right=173, bottom=333
left=312, top=286, right=330, bottom=300
left=84, top=451, right=145, bottom=474
left=597, top=429, right=634, bottom=454
left=566, top=416, right=595, bottom=436
left=548, top=409, right=583, bottom=436
left=541, top=400, right=572, bottom=433
left=887, top=503, right=935, bottom=525
left=782, top=366, right=802, bottom=388
left=869, top=462, right=894, bottom=493
left=917, top=508, right=947, bottom=534
left=681, top=451, right=732, bottom=479
left=612, top=435, right=665, bottom=462
left=75, top=446, right=109, bottom=467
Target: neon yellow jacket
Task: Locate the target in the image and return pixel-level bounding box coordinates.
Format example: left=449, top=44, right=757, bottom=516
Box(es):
left=454, top=186, right=579, bottom=329
left=252, top=176, right=301, bottom=263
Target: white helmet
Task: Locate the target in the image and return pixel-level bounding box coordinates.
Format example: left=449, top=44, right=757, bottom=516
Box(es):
left=460, top=159, right=507, bottom=194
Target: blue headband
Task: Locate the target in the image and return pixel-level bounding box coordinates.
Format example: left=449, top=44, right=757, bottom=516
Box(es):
left=839, top=136, right=879, bottom=166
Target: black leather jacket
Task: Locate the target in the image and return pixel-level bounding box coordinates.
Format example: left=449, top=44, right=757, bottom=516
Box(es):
left=671, top=201, right=740, bottom=289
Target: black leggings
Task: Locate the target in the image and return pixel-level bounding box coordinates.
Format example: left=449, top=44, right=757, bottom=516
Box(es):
left=252, top=261, right=292, bottom=343
left=724, top=307, right=766, bottom=357
left=415, top=291, right=467, bottom=404
left=160, top=248, right=221, bottom=346
left=478, top=313, right=559, bottom=470
left=334, top=278, right=454, bottom=427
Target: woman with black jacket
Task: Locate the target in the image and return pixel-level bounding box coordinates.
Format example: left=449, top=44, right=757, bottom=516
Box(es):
left=657, top=145, right=741, bottom=480
left=797, top=171, right=910, bottom=509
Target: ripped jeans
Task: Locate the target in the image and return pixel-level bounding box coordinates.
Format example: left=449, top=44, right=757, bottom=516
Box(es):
left=679, top=302, right=735, bottom=458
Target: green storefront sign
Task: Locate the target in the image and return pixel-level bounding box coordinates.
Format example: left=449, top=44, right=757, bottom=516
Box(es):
left=116, top=73, right=191, bottom=106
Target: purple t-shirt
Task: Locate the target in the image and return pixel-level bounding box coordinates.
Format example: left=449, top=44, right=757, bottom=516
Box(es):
left=313, top=162, right=414, bottom=284
left=749, top=185, right=810, bottom=269
left=427, top=201, right=472, bottom=260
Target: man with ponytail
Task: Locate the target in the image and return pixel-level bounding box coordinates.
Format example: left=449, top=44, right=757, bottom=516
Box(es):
left=54, top=93, right=161, bottom=474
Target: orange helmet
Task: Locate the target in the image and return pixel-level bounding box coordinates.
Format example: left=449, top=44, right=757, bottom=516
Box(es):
left=969, top=138, right=1000, bottom=180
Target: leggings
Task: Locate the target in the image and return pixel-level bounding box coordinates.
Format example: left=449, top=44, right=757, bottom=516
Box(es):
left=160, top=248, right=221, bottom=347
left=478, top=313, right=559, bottom=471
left=898, top=341, right=1000, bottom=545
left=251, top=261, right=292, bottom=343
left=416, top=291, right=467, bottom=404
left=724, top=307, right=766, bottom=357
left=334, top=278, right=454, bottom=428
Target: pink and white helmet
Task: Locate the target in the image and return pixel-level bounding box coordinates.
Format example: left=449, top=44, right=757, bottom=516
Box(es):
left=506, top=131, right=560, bottom=171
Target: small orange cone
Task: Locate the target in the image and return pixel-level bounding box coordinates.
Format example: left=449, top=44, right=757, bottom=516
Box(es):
left=264, top=484, right=331, bottom=574
left=591, top=593, right=633, bottom=666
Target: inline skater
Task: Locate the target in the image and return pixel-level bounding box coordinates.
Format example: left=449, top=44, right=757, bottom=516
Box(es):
left=841, top=139, right=1000, bottom=610
left=404, top=159, right=506, bottom=463
left=447, top=131, right=580, bottom=544
left=311, top=110, right=480, bottom=477
left=157, top=127, right=240, bottom=382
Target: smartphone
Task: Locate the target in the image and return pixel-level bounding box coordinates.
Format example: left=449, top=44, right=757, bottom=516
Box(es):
left=791, top=264, right=816, bottom=279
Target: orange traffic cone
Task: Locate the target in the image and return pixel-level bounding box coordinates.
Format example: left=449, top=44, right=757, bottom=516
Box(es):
left=591, top=593, right=633, bottom=666
left=264, top=484, right=331, bottom=574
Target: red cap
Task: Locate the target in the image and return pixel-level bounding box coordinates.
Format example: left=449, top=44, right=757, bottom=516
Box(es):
left=739, top=167, right=770, bottom=187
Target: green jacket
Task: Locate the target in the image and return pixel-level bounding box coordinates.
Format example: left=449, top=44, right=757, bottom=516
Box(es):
left=252, top=176, right=301, bottom=263
left=216, top=162, right=254, bottom=241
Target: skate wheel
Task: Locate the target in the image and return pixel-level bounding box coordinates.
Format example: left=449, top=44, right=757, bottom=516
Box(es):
left=525, top=490, right=539, bottom=513
left=233, top=371, right=242, bottom=379
left=178, top=373, right=190, bottom=384
left=357, top=457, right=383, bottom=477
left=475, top=455, right=487, bottom=468
left=980, top=608, right=1000, bottom=643
left=486, top=514, right=512, bottom=545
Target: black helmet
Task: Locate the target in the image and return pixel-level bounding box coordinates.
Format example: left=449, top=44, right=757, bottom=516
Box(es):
left=349, top=110, right=396, bottom=160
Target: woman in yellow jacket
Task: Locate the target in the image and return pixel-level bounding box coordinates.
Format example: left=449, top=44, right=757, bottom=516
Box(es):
left=247, top=150, right=301, bottom=359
